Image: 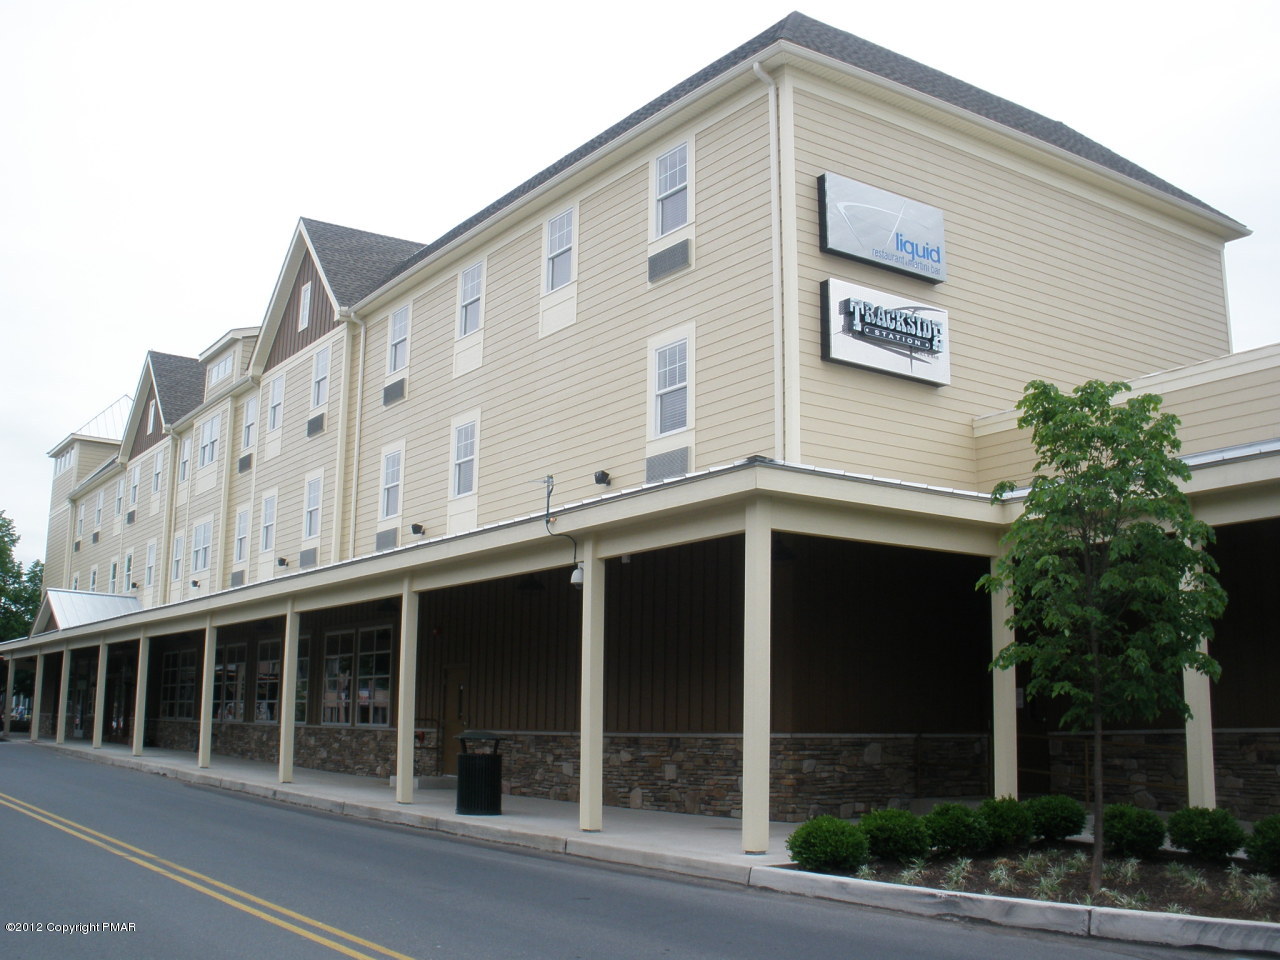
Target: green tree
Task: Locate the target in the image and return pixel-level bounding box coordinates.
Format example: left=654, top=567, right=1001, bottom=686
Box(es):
left=979, top=380, right=1225, bottom=892
left=0, top=512, right=43, bottom=641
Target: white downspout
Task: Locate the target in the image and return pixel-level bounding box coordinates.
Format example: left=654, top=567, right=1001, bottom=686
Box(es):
left=345, top=310, right=368, bottom=560
left=331, top=309, right=358, bottom=561
left=753, top=62, right=786, bottom=461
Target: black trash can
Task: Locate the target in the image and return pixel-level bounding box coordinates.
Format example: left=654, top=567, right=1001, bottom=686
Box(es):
left=456, top=730, right=502, bottom=815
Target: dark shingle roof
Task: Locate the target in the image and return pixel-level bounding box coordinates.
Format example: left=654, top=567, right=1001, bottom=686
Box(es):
left=300, top=219, right=424, bottom=307
left=148, top=351, right=205, bottom=425
left=362, top=12, right=1238, bottom=296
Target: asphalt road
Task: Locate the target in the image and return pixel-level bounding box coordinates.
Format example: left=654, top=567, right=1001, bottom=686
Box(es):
left=0, top=741, right=1250, bottom=960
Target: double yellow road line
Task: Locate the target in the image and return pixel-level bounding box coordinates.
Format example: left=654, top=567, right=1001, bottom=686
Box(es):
left=0, top=791, right=419, bottom=960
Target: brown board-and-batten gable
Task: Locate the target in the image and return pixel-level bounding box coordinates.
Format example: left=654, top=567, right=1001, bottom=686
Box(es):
left=126, top=351, right=203, bottom=459
left=263, top=251, right=334, bottom=372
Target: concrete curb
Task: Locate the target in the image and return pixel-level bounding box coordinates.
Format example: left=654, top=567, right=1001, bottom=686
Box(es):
left=25, top=742, right=1280, bottom=955
left=747, top=866, right=1280, bottom=955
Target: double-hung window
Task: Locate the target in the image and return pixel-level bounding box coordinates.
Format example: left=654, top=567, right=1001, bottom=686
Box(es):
left=108, top=561, right=118, bottom=594
left=546, top=210, right=573, bottom=291
left=381, top=450, right=402, bottom=520
left=655, top=338, right=689, bottom=434
left=151, top=449, right=163, bottom=493
left=453, top=422, right=476, bottom=497
left=388, top=305, right=410, bottom=372
left=233, top=509, right=249, bottom=563
left=145, top=542, right=156, bottom=587
left=260, top=494, right=277, bottom=551
left=242, top=396, right=257, bottom=449
left=123, top=553, right=133, bottom=590
left=312, top=346, right=329, bottom=407
left=458, top=264, right=483, bottom=337
left=198, top=414, right=220, bottom=468
left=303, top=477, right=322, bottom=539
left=89, top=568, right=97, bottom=592
left=267, top=376, right=284, bottom=430
left=178, top=438, right=190, bottom=482
left=77, top=504, right=85, bottom=536
left=129, top=465, right=140, bottom=505
left=191, top=521, right=212, bottom=573
left=171, top=535, right=184, bottom=581
left=114, top=479, right=124, bottom=517
left=656, top=143, right=689, bottom=236
left=94, top=490, right=104, bottom=528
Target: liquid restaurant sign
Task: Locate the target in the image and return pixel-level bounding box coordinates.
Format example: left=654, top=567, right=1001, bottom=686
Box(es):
left=821, top=279, right=951, bottom=386
left=818, top=172, right=947, bottom=283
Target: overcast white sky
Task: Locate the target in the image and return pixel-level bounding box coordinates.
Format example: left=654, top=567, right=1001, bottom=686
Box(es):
left=1, top=0, right=1276, bottom=567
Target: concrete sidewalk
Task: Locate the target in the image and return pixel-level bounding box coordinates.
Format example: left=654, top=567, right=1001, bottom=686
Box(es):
left=14, top=738, right=1280, bottom=956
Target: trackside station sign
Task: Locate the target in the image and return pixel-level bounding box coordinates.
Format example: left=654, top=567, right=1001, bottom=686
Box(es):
left=821, top=279, right=951, bottom=386
left=819, top=172, right=947, bottom=283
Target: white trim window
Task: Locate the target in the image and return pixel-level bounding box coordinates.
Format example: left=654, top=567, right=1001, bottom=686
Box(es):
left=129, top=464, right=140, bottom=505
left=147, top=399, right=157, bottom=434
left=380, top=449, right=402, bottom=521
left=242, top=396, right=258, bottom=450
left=260, top=494, right=277, bottom=552
left=654, top=338, right=689, bottom=435
left=297, top=281, right=312, bottom=332
left=656, top=142, right=689, bottom=236
left=171, top=536, right=184, bottom=581
left=123, top=552, right=133, bottom=590
left=178, top=438, right=191, bottom=483
left=458, top=263, right=483, bottom=338
left=267, top=376, right=284, bottom=431
left=108, top=560, right=118, bottom=594
left=208, top=352, right=234, bottom=386
left=198, top=414, right=221, bottom=468
left=388, top=304, right=410, bottom=373
left=233, top=509, right=249, bottom=564
left=54, top=448, right=74, bottom=476
left=77, top=503, right=85, bottom=536
left=94, top=490, right=104, bottom=528
left=312, top=346, right=330, bottom=407
left=546, top=210, right=573, bottom=292
left=89, top=567, right=97, bottom=592
left=303, top=475, right=322, bottom=539
left=191, top=521, right=212, bottom=573
left=114, top=479, right=124, bottom=517
left=151, top=449, right=164, bottom=493
left=453, top=421, right=476, bottom=497
left=145, top=542, right=156, bottom=587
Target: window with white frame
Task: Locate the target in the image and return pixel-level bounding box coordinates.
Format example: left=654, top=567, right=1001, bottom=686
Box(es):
left=654, top=338, right=689, bottom=435
left=381, top=449, right=402, bottom=520
left=54, top=448, right=74, bottom=476
left=124, top=552, right=133, bottom=590
left=546, top=209, right=573, bottom=291
left=261, top=493, right=277, bottom=551
left=453, top=421, right=476, bottom=497
left=94, top=490, right=104, bottom=528
left=198, top=414, right=221, bottom=468
left=145, top=542, right=156, bottom=587
left=171, top=535, right=184, bottom=581
left=178, top=438, right=190, bottom=483
left=77, top=503, right=84, bottom=536
left=208, top=353, right=234, bottom=386
left=267, top=376, right=284, bottom=430
left=191, top=521, right=212, bottom=573
left=242, top=396, right=257, bottom=450
left=312, top=346, right=329, bottom=407
left=71, top=574, right=79, bottom=590
left=388, top=305, right=410, bottom=373
left=151, top=449, right=164, bottom=493
left=89, top=567, right=97, bottom=592
left=297, top=281, right=312, bottom=332
left=303, top=476, right=322, bottom=539
left=129, top=465, right=140, bottom=505
left=458, top=263, right=483, bottom=337
left=108, top=560, right=118, bottom=594
left=147, top=399, right=157, bottom=434
left=234, top=509, right=249, bottom=563
left=656, top=142, right=689, bottom=236
left=114, top=479, right=124, bottom=517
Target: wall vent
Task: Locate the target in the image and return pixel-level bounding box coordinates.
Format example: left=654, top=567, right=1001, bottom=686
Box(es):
left=299, top=547, right=318, bottom=569
left=383, top=378, right=406, bottom=406
left=125, top=510, right=136, bottom=525
left=648, top=240, right=691, bottom=283
left=306, top=414, right=325, bottom=437
left=375, top=528, right=398, bottom=551
left=238, top=453, right=253, bottom=473
left=645, top=447, right=689, bottom=483
left=229, top=570, right=245, bottom=588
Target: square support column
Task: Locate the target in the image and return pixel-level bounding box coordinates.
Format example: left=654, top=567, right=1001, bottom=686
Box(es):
left=56, top=647, right=71, bottom=744
left=132, top=632, right=149, bottom=756
left=279, top=601, right=299, bottom=783
left=1183, top=640, right=1217, bottom=808
left=92, top=640, right=108, bottom=749
left=3, top=657, right=14, bottom=738
left=396, top=578, right=420, bottom=804
left=742, top=498, right=772, bottom=854
left=990, top=559, right=1018, bottom=799
left=197, top=616, right=215, bottom=768
left=30, top=653, right=44, bottom=742
left=579, top=537, right=605, bottom=832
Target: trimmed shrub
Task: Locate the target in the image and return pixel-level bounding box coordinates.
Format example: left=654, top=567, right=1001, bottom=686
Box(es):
left=1167, top=807, right=1246, bottom=863
left=1244, top=814, right=1280, bottom=876
left=1103, top=804, right=1166, bottom=859
left=979, top=796, right=1034, bottom=849
left=1025, top=794, right=1087, bottom=842
left=785, top=816, right=869, bottom=873
left=922, top=803, right=991, bottom=857
left=859, top=809, right=931, bottom=863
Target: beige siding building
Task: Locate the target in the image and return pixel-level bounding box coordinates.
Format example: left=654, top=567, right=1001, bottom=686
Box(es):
left=6, top=13, right=1277, bottom=852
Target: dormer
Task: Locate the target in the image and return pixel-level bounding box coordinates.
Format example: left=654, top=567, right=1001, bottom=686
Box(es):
left=200, top=328, right=259, bottom=399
